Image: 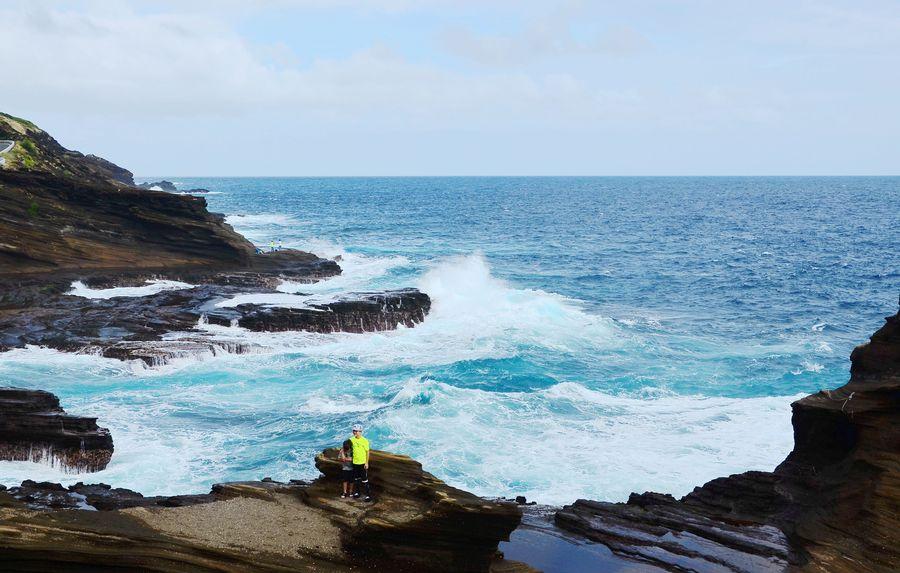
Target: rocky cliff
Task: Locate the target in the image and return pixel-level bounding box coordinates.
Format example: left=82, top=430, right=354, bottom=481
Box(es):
left=0, top=113, right=432, bottom=365
left=0, top=112, right=254, bottom=274
left=0, top=388, right=113, bottom=473
left=555, top=308, right=900, bottom=573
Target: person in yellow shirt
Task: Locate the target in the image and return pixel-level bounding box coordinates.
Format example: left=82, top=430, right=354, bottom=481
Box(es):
left=349, top=423, right=371, bottom=501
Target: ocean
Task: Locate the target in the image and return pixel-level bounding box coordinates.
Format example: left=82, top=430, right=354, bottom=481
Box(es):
left=1, top=176, right=897, bottom=505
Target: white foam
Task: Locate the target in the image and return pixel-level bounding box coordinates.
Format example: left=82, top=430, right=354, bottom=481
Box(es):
left=299, top=395, right=385, bottom=415
left=378, top=378, right=803, bottom=505
left=792, top=360, right=824, bottom=375
left=68, top=280, right=194, bottom=299
left=0, top=408, right=233, bottom=496
left=213, top=292, right=334, bottom=310
left=225, top=213, right=300, bottom=228
left=279, top=248, right=410, bottom=294
left=195, top=254, right=621, bottom=369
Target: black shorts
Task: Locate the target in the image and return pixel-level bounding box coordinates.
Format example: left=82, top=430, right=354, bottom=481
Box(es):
left=341, top=469, right=354, bottom=483
left=352, top=464, right=368, bottom=481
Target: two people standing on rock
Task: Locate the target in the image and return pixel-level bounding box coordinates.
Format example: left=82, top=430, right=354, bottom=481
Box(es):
left=338, top=423, right=371, bottom=501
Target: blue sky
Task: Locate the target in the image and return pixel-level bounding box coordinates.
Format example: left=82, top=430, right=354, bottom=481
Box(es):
left=1, top=0, right=898, bottom=175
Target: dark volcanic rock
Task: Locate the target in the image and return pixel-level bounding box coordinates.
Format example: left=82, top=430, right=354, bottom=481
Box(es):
left=307, top=449, right=523, bottom=573
left=0, top=388, right=113, bottom=472
left=0, top=251, right=340, bottom=366
left=137, top=180, right=178, bottom=192
left=5, top=481, right=218, bottom=511
left=555, top=308, right=900, bottom=573
left=208, top=288, right=431, bottom=333
left=556, top=491, right=797, bottom=572
left=138, top=180, right=210, bottom=194
left=0, top=272, right=428, bottom=366
left=0, top=113, right=427, bottom=368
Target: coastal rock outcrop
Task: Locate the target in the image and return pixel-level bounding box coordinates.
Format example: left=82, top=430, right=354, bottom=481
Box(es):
left=206, top=288, right=432, bottom=333
left=308, top=449, right=523, bottom=572
left=0, top=448, right=526, bottom=572
left=554, top=308, right=900, bottom=573
left=0, top=112, right=254, bottom=274
left=0, top=112, right=432, bottom=366
left=0, top=279, right=430, bottom=366
left=138, top=180, right=211, bottom=194
left=0, top=388, right=113, bottom=472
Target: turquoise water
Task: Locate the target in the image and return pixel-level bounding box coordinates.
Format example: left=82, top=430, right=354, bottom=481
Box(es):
left=1, top=177, right=897, bottom=504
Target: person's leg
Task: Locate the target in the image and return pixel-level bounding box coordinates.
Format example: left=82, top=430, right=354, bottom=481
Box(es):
left=353, top=464, right=370, bottom=498
left=358, top=466, right=371, bottom=500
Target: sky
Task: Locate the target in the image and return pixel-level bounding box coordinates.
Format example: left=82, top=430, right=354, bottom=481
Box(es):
left=1, top=0, right=898, bottom=176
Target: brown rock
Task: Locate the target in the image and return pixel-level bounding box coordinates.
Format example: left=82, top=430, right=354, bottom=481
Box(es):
left=306, top=449, right=523, bottom=572
left=554, top=309, right=900, bottom=573
left=0, top=388, right=113, bottom=472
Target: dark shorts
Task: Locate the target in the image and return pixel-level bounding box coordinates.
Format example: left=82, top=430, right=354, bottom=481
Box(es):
left=341, top=469, right=354, bottom=483
left=352, top=464, right=368, bottom=481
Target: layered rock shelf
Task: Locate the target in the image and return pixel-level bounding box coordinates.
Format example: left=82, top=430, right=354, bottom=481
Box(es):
left=554, top=308, right=900, bottom=573
left=0, top=277, right=431, bottom=366
left=0, top=113, right=431, bottom=366
left=0, top=449, right=528, bottom=573
left=0, top=388, right=113, bottom=472
left=0, top=113, right=253, bottom=274
left=310, top=449, right=523, bottom=572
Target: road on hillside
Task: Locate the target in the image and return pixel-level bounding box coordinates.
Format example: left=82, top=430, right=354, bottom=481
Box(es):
left=0, top=140, right=14, bottom=166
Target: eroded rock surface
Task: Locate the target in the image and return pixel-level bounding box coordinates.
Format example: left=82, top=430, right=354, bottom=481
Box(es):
left=0, top=276, right=430, bottom=365
left=207, top=288, right=432, bottom=333
left=0, top=112, right=431, bottom=365
left=0, top=451, right=527, bottom=572
left=137, top=180, right=210, bottom=194
left=307, top=449, right=523, bottom=572
left=0, top=113, right=254, bottom=274
left=0, top=388, right=113, bottom=472
left=555, top=308, right=900, bottom=573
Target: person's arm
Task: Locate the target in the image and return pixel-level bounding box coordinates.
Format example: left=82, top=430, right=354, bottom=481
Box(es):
left=364, top=441, right=370, bottom=469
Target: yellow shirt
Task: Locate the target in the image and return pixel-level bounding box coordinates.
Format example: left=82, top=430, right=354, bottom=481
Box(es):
left=350, top=436, right=370, bottom=465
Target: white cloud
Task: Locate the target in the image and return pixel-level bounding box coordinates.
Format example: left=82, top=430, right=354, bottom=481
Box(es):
left=439, top=10, right=651, bottom=68
left=0, top=5, right=635, bottom=126
left=1, top=0, right=897, bottom=174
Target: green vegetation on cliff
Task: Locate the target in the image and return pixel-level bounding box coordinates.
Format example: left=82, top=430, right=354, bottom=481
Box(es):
left=0, top=111, right=256, bottom=274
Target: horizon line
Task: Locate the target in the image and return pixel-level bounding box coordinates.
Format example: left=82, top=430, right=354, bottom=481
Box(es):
left=133, top=174, right=900, bottom=179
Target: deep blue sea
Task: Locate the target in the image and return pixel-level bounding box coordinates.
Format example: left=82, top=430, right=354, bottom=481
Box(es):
left=1, top=177, right=897, bottom=504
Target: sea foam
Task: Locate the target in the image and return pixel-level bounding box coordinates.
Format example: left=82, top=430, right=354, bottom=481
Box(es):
left=68, top=280, right=194, bottom=299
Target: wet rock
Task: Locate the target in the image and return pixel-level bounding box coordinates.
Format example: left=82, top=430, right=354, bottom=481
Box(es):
left=0, top=388, right=113, bottom=472
left=5, top=481, right=221, bottom=512
left=137, top=180, right=210, bottom=194
left=137, top=180, right=178, bottom=192
left=208, top=288, right=431, bottom=333
left=0, top=277, right=428, bottom=366
left=555, top=308, right=900, bottom=573
left=0, top=113, right=426, bottom=368
left=556, top=492, right=797, bottom=572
